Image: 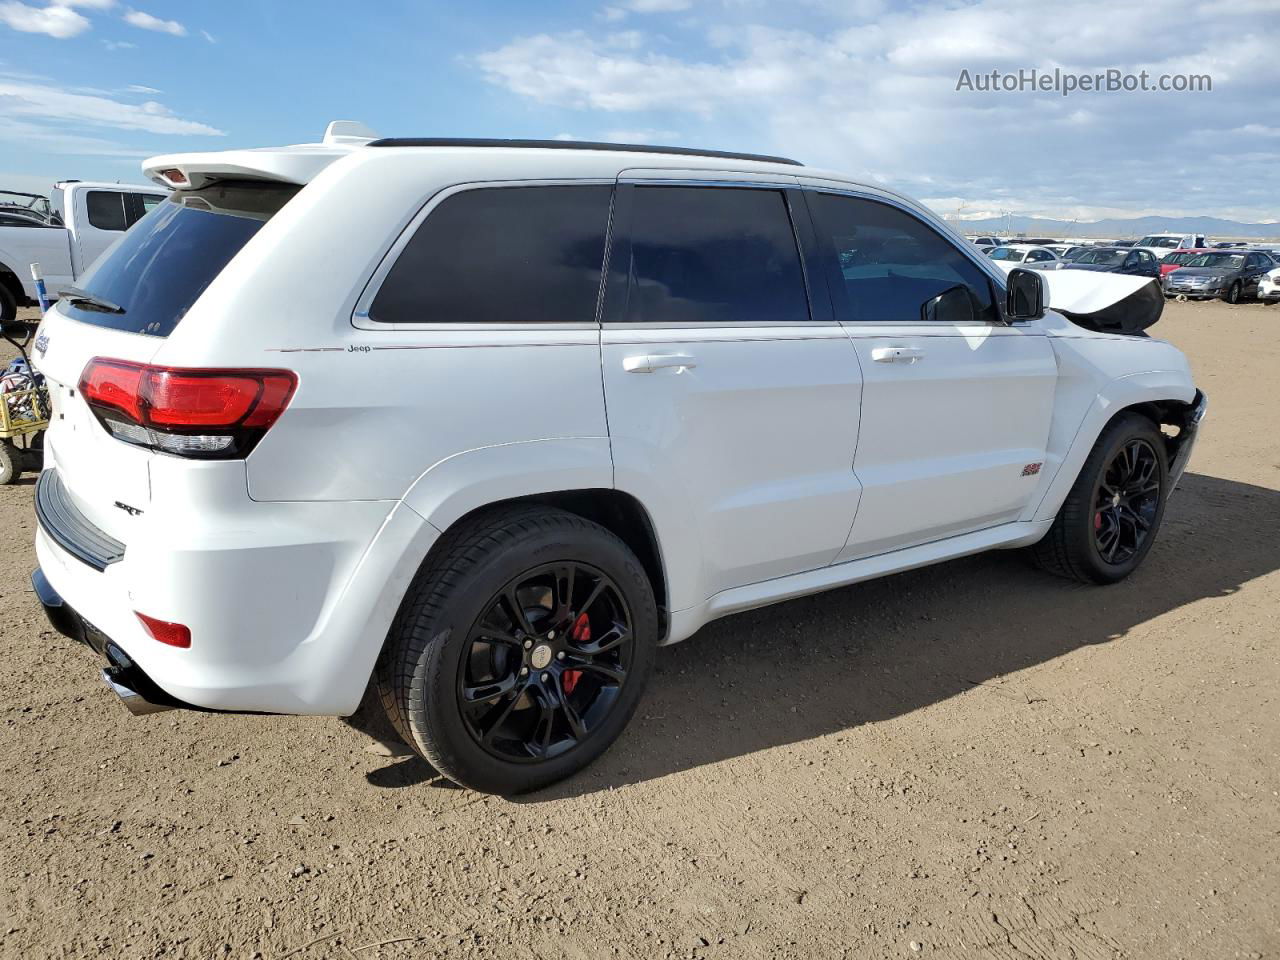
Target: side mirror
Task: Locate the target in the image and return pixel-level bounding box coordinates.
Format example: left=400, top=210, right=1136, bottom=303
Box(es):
left=921, top=285, right=976, bottom=325
left=1005, top=268, right=1045, bottom=321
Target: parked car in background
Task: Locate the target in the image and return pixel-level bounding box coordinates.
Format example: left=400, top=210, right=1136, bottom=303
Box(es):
left=1258, top=264, right=1280, bottom=303
left=0, top=181, right=167, bottom=321
left=1032, top=246, right=1161, bottom=278
left=1112, top=240, right=1136, bottom=247
left=1163, top=250, right=1274, bottom=302
left=23, top=123, right=1204, bottom=795
left=1045, top=244, right=1088, bottom=261
left=968, top=236, right=1001, bottom=250
left=986, top=244, right=1060, bottom=271
left=1159, top=248, right=1214, bottom=277
left=1134, top=233, right=1207, bottom=256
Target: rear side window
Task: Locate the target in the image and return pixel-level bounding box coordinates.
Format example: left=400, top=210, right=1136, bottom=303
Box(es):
left=86, top=191, right=128, bottom=231
left=62, top=181, right=299, bottom=337
left=370, top=185, right=612, bottom=324
left=810, top=193, right=998, bottom=324
left=624, top=186, right=808, bottom=324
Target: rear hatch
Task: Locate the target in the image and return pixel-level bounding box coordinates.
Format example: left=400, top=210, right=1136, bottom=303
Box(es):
left=33, top=181, right=299, bottom=544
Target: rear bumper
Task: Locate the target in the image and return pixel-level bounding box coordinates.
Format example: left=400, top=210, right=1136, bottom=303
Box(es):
left=33, top=467, right=440, bottom=715
left=32, top=568, right=191, bottom=715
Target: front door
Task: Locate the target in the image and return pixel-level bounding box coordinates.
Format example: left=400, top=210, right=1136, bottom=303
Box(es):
left=601, top=178, right=864, bottom=608
left=803, top=190, right=1059, bottom=562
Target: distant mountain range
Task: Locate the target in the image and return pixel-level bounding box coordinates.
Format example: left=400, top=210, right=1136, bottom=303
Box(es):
left=945, top=214, right=1280, bottom=240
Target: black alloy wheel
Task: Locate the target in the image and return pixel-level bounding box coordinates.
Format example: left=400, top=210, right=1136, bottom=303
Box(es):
left=459, top=562, right=634, bottom=762
left=1092, top=438, right=1161, bottom=566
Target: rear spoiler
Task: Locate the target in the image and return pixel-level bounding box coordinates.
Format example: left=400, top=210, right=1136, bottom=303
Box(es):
left=143, top=120, right=377, bottom=190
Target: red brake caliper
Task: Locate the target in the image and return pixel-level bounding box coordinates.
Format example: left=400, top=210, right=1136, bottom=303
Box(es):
left=564, top=613, right=589, bottom=695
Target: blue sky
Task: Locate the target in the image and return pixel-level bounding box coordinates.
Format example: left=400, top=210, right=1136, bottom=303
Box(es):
left=2, top=0, right=1277, bottom=222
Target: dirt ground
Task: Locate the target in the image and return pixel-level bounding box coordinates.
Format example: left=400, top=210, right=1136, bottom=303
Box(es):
left=0, top=299, right=1276, bottom=960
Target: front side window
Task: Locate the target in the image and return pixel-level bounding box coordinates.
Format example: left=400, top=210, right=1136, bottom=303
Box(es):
left=810, top=193, right=998, bottom=323
left=622, top=186, right=808, bottom=324
left=370, top=185, right=612, bottom=325
left=86, top=191, right=128, bottom=231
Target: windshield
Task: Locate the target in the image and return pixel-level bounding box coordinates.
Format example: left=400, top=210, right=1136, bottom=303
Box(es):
left=1163, top=253, right=1193, bottom=265
left=1185, top=253, right=1244, bottom=269
left=1062, top=247, right=1088, bottom=261
left=988, top=247, right=1024, bottom=261
left=1074, top=249, right=1127, bottom=265
left=61, top=181, right=299, bottom=336
left=1138, top=235, right=1181, bottom=248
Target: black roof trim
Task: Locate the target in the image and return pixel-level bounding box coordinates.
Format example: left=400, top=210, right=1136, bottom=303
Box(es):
left=366, top=137, right=802, bottom=167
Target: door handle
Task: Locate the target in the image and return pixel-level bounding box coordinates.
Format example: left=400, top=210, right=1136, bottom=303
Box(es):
left=623, top=353, right=698, bottom=374
left=871, top=346, right=924, bottom=364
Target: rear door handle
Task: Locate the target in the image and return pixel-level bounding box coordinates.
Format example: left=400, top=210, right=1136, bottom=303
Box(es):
left=871, top=346, right=924, bottom=364
left=623, top=353, right=698, bottom=374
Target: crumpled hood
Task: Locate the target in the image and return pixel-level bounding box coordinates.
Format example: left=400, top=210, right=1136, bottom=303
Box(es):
left=1035, top=269, right=1164, bottom=334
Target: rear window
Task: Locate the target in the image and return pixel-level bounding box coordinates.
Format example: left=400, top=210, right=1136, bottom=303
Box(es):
left=62, top=181, right=299, bottom=337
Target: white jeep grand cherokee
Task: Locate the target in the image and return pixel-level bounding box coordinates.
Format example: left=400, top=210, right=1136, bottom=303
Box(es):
left=24, top=123, right=1205, bottom=794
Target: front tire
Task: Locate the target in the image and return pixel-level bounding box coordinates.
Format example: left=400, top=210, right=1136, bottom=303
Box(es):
left=1224, top=281, right=1242, bottom=304
left=375, top=505, right=657, bottom=794
left=0, top=441, right=17, bottom=485
left=1032, top=413, right=1169, bottom=584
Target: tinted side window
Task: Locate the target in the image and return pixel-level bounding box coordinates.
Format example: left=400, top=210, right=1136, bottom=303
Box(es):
left=86, top=191, right=128, bottom=231
left=624, top=186, right=808, bottom=324
left=810, top=193, right=998, bottom=324
left=370, top=185, right=612, bottom=325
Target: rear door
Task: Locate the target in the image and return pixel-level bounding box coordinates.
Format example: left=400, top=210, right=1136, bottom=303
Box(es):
left=803, top=189, right=1058, bottom=562
left=600, top=175, right=863, bottom=607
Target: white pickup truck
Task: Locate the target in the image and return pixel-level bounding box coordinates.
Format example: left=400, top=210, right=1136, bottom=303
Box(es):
left=0, top=181, right=167, bottom=320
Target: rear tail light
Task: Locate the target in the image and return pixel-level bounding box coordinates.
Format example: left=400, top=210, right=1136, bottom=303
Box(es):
left=79, top=359, right=297, bottom=460
left=135, top=612, right=191, bottom=649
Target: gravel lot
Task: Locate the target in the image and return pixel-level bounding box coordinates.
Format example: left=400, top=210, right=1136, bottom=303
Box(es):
left=1, top=299, right=1276, bottom=960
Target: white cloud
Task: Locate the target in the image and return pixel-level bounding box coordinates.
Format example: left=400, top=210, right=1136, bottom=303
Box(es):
left=0, top=76, right=223, bottom=136
left=62, top=0, right=115, bottom=7
left=199, top=27, right=214, bottom=43
left=102, top=37, right=134, bottom=48
left=0, top=2, right=90, bottom=38
left=474, top=0, right=1280, bottom=220
left=125, top=83, right=161, bottom=94
left=621, top=0, right=692, bottom=10
left=603, top=128, right=681, bottom=143
left=123, top=8, right=184, bottom=35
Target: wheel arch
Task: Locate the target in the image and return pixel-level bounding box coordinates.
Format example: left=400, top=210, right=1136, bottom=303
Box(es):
left=399, top=439, right=670, bottom=638
left=1029, top=373, right=1199, bottom=524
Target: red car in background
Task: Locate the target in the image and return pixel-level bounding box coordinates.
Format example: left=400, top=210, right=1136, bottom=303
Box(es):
left=1160, top=248, right=1214, bottom=277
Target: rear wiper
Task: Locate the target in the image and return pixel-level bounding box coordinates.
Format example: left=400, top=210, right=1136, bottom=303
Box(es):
left=61, top=286, right=125, bottom=314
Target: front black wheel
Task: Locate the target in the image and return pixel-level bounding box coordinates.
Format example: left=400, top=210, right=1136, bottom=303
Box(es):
left=1224, top=281, right=1242, bottom=304
left=1032, top=413, right=1169, bottom=584
left=376, top=505, right=657, bottom=794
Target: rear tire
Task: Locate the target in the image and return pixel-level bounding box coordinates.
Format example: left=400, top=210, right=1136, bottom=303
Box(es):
left=375, top=505, right=657, bottom=795
left=1032, top=413, right=1169, bottom=585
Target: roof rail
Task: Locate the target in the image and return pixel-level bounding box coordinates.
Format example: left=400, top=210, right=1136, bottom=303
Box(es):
left=366, top=137, right=802, bottom=167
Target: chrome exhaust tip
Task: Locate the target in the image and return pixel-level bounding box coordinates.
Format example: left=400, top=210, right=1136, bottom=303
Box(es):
left=101, top=666, right=175, bottom=716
